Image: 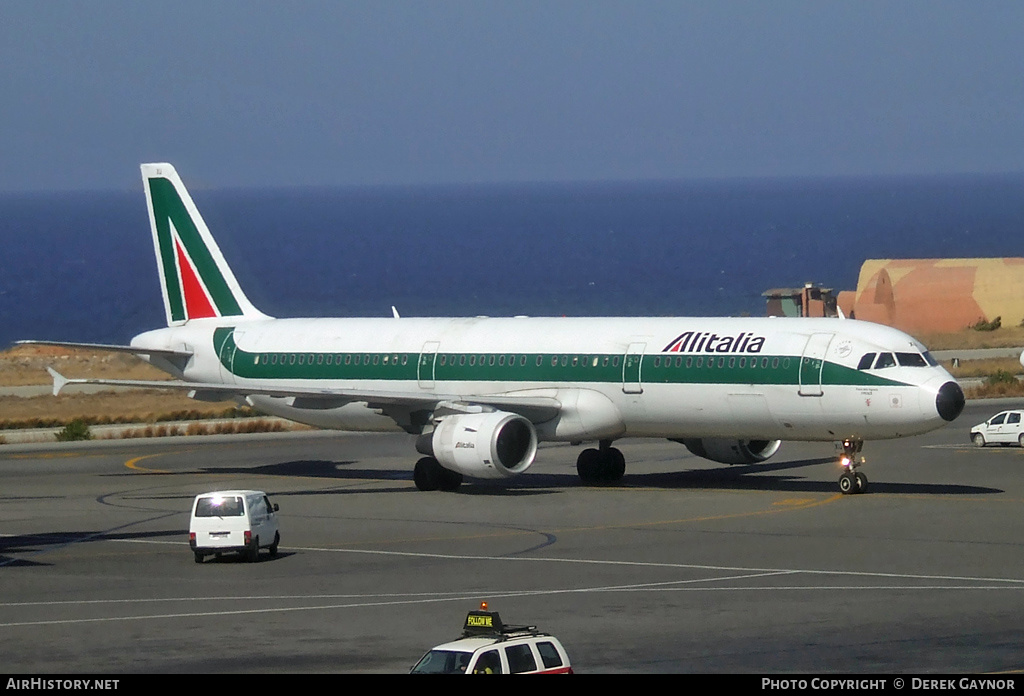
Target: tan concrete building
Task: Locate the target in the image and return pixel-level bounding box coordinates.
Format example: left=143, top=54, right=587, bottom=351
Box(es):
left=837, top=258, right=1024, bottom=334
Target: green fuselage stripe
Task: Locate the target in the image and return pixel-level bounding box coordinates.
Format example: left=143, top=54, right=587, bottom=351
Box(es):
left=213, top=328, right=907, bottom=389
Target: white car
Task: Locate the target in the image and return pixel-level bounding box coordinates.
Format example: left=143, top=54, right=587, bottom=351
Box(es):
left=971, top=410, right=1024, bottom=447
left=411, top=605, right=572, bottom=674
left=189, top=490, right=280, bottom=563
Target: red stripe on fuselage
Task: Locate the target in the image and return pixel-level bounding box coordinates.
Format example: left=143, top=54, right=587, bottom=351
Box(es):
left=175, top=239, right=217, bottom=319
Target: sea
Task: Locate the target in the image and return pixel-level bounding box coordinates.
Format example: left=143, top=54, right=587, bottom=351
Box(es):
left=1, top=173, right=1023, bottom=348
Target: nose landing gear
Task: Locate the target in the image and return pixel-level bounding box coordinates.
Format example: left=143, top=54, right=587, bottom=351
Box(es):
left=837, top=438, right=868, bottom=494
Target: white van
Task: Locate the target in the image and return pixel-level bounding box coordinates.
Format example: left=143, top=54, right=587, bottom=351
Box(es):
left=189, top=490, right=280, bottom=563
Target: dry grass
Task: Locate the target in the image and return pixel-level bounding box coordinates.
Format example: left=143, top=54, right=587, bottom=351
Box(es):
left=943, top=357, right=1022, bottom=379
left=111, top=419, right=292, bottom=439
left=0, top=390, right=243, bottom=429
left=915, top=325, right=1024, bottom=351
left=0, top=344, right=170, bottom=386
left=965, top=380, right=1024, bottom=399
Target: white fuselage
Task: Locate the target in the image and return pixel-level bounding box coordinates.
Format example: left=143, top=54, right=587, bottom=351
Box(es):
left=131, top=315, right=959, bottom=444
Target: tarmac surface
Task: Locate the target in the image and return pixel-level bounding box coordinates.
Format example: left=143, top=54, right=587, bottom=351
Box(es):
left=2, top=399, right=1024, bottom=674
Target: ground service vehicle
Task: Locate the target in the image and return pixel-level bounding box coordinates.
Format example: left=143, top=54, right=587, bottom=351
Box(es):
left=189, top=490, right=280, bottom=563
left=411, top=604, right=572, bottom=674
left=971, top=410, right=1024, bottom=447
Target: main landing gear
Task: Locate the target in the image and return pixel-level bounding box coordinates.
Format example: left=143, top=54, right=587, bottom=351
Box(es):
left=413, top=456, right=463, bottom=492
left=837, top=438, right=868, bottom=495
left=577, top=440, right=626, bottom=484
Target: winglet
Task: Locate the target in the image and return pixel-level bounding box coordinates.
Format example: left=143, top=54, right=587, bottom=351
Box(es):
left=392, top=306, right=401, bottom=319
left=47, top=367, right=69, bottom=397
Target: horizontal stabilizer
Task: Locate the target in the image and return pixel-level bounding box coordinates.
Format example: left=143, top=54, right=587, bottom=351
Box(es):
left=18, top=340, right=192, bottom=359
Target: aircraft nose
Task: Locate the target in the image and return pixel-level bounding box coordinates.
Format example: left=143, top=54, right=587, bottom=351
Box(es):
left=936, top=381, right=965, bottom=422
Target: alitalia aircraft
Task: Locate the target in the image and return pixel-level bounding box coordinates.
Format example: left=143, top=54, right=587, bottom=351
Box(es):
left=27, top=164, right=965, bottom=494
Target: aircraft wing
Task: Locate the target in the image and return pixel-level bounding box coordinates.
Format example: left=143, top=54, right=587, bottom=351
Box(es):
left=46, top=369, right=561, bottom=424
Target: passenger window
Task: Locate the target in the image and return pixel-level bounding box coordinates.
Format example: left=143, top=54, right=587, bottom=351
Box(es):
left=874, top=353, right=896, bottom=369
left=472, top=650, right=502, bottom=674
left=991, top=414, right=1007, bottom=425
left=504, top=644, right=537, bottom=673
left=858, top=353, right=876, bottom=370
left=1009, top=413, right=1021, bottom=425
left=536, top=641, right=563, bottom=669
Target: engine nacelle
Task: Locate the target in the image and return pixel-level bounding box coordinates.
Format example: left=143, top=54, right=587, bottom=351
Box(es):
left=426, top=411, right=538, bottom=480
left=677, top=438, right=782, bottom=464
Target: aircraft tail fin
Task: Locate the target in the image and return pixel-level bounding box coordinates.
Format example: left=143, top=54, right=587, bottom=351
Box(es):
left=141, top=163, right=269, bottom=326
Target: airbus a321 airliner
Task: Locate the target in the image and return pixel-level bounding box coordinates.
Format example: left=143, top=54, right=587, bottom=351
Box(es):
left=26, top=164, right=965, bottom=494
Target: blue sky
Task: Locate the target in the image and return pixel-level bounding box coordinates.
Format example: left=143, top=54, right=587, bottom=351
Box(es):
left=2, top=1, right=1023, bottom=191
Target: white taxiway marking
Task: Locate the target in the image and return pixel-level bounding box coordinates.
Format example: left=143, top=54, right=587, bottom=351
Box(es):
left=1, top=541, right=1023, bottom=628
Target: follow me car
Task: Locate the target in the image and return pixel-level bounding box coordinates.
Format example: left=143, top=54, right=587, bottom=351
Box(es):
left=411, top=604, right=572, bottom=674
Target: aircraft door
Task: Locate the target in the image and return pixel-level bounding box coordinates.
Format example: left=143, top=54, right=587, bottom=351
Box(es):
left=215, top=328, right=238, bottom=384
left=799, top=333, right=834, bottom=396
left=622, top=342, right=645, bottom=394
left=418, top=341, right=440, bottom=389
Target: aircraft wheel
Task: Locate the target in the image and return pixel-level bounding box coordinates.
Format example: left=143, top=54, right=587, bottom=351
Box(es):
left=854, top=472, right=868, bottom=494
left=576, top=448, right=601, bottom=484
left=438, top=467, right=464, bottom=492
left=414, top=457, right=441, bottom=491
left=605, top=447, right=626, bottom=482
left=973, top=433, right=986, bottom=447
left=839, top=472, right=856, bottom=495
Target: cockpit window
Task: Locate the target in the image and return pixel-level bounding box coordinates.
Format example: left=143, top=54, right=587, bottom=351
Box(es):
left=923, top=351, right=938, bottom=366
left=896, top=352, right=928, bottom=367
left=857, top=353, right=876, bottom=370
left=874, top=353, right=896, bottom=369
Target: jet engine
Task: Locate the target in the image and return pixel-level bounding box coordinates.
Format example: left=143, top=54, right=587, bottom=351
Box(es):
left=676, top=438, right=782, bottom=464
left=425, top=411, right=539, bottom=479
